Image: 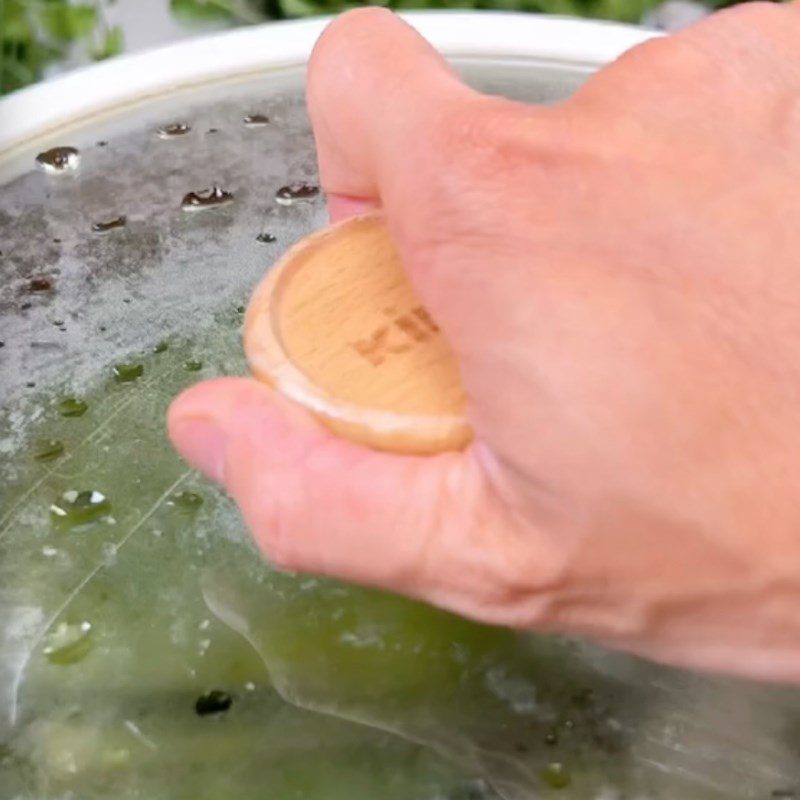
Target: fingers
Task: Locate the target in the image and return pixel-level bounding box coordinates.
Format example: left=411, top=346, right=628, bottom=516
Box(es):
left=307, top=8, right=565, bottom=355
left=306, top=10, right=548, bottom=252
left=307, top=8, right=468, bottom=212
left=168, top=378, right=542, bottom=619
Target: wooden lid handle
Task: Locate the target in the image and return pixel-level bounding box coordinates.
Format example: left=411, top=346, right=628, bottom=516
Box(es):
left=243, top=213, right=472, bottom=455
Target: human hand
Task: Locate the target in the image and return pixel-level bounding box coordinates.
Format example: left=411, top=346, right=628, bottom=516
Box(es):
left=170, top=4, right=800, bottom=682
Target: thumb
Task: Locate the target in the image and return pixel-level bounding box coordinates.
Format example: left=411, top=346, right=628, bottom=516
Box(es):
left=168, top=378, right=540, bottom=621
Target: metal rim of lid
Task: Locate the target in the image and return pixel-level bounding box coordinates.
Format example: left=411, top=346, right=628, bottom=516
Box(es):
left=244, top=213, right=473, bottom=455
left=0, top=13, right=657, bottom=157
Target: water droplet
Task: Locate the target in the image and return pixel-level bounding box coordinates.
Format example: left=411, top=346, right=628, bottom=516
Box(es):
left=539, top=763, right=571, bottom=790
left=157, top=122, right=190, bottom=139
left=29, top=277, right=52, bottom=292
left=36, top=146, right=80, bottom=174
left=113, top=363, right=144, bottom=383
left=243, top=113, right=269, bottom=127
left=52, top=319, right=65, bottom=327
left=58, top=397, right=88, bottom=417
left=43, top=621, right=93, bottom=665
left=153, top=340, right=169, bottom=354
left=92, top=215, right=127, bottom=234
left=34, top=439, right=65, bottom=462
left=195, top=689, right=232, bottom=716
left=50, top=490, right=111, bottom=530
left=256, top=233, right=276, bottom=243
left=275, top=182, right=320, bottom=206
left=181, top=186, right=234, bottom=212
left=544, top=731, right=558, bottom=746
left=182, top=359, right=203, bottom=372
left=168, top=490, right=204, bottom=510
left=244, top=682, right=256, bottom=692
left=563, top=719, right=575, bottom=730
left=41, top=545, right=59, bottom=557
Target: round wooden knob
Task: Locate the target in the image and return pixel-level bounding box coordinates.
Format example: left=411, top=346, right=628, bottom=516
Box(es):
left=243, top=213, right=471, bottom=455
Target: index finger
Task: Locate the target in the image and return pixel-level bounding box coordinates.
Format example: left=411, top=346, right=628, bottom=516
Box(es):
left=306, top=8, right=471, bottom=222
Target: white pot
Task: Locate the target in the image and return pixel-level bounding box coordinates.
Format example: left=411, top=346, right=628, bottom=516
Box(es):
left=0, top=13, right=655, bottom=154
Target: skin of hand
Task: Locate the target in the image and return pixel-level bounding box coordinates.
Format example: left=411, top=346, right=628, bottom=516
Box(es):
left=169, top=4, right=800, bottom=683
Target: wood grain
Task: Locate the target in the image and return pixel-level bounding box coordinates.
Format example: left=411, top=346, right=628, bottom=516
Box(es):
left=244, top=213, right=472, bottom=454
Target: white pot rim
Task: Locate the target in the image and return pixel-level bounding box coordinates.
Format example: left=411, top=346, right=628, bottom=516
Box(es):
left=0, top=12, right=655, bottom=156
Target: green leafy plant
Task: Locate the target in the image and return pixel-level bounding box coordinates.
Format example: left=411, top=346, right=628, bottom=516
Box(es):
left=1, top=0, right=123, bottom=95
left=172, top=0, right=664, bottom=25
left=91, top=22, right=124, bottom=60
left=170, top=0, right=263, bottom=22
left=172, top=0, right=760, bottom=28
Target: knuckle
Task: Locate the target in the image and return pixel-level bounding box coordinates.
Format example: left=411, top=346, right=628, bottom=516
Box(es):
left=496, top=548, right=569, bottom=614
left=613, top=34, right=712, bottom=85
left=431, top=95, right=544, bottom=181
left=400, top=96, right=557, bottom=259
left=448, top=505, right=572, bottom=627
left=461, top=560, right=566, bottom=629
left=430, top=95, right=501, bottom=159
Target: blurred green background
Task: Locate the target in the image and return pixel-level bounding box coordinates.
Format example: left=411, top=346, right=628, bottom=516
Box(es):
left=0, top=0, right=742, bottom=96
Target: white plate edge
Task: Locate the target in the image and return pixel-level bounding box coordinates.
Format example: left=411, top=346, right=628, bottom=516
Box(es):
left=0, top=13, right=657, bottom=155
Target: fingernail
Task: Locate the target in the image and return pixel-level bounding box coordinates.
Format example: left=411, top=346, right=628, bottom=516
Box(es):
left=327, top=193, right=378, bottom=223
left=170, top=419, right=227, bottom=484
